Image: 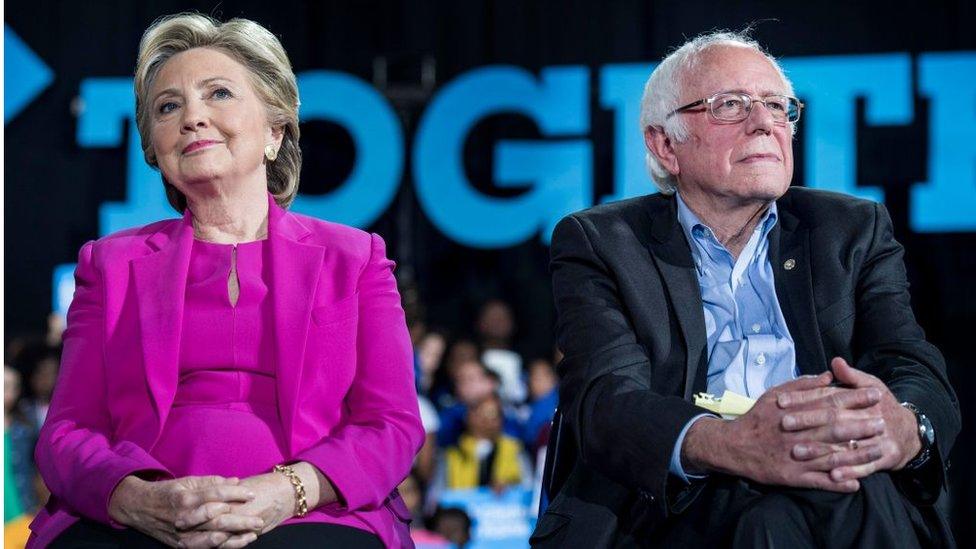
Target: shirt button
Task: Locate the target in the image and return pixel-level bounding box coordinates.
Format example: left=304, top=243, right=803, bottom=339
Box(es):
left=752, top=323, right=761, bottom=333
left=756, top=353, right=766, bottom=365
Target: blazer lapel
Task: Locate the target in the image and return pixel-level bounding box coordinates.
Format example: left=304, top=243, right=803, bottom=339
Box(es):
left=267, top=196, right=324, bottom=453
left=131, top=212, right=194, bottom=436
left=645, top=196, right=709, bottom=400
left=769, top=199, right=827, bottom=376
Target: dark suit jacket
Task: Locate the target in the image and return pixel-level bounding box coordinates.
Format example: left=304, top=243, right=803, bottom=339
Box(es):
left=531, top=187, right=960, bottom=547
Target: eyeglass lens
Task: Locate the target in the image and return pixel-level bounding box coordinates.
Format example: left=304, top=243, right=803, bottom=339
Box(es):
left=711, top=93, right=799, bottom=122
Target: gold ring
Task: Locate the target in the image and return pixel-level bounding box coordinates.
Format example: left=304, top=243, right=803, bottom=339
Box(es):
left=848, top=439, right=859, bottom=451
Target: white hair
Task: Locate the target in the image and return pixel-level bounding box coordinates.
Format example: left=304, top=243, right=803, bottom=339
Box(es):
left=639, top=30, right=796, bottom=194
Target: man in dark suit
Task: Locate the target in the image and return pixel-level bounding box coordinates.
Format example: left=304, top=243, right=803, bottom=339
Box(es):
left=531, top=31, right=960, bottom=548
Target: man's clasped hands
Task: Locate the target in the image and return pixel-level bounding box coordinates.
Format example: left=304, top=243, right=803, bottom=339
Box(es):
left=683, top=357, right=923, bottom=492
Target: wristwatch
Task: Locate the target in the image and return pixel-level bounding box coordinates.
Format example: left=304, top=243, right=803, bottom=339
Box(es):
left=900, top=402, right=935, bottom=470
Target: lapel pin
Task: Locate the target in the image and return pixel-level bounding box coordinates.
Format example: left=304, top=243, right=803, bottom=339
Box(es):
left=783, top=258, right=796, bottom=270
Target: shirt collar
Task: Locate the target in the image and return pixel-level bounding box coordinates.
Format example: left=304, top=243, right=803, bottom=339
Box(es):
left=675, top=191, right=778, bottom=250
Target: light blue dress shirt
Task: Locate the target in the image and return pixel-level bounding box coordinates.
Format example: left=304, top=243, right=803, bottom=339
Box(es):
left=668, top=192, right=797, bottom=482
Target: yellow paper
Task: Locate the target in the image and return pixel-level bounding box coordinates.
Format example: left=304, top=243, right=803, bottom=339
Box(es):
left=693, top=390, right=756, bottom=418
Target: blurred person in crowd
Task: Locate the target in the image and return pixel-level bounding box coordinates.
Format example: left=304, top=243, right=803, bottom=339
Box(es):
left=46, top=313, right=66, bottom=347
left=22, top=347, right=59, bottom=430
left=429, top=338, right=480, bottom=410
left=535, top=30, right=959, bottom=547
left=6, top=365, right=40, bottom=512
left=441, top=393, right=529, bottom=492
left=416, top=393, right=441, bottom=484
left=429, top=507, right=471, bottom=549
left=521, top=358, right=559, bottom=455
left=30, top=13, right=422, bottom=549
left=397, top=473, right=451, bottom=547
left=476, top=300, right=527, bottom=405
left=417, top=331, right=447, bottom=394
left=437, top=360, right=521, bottom=448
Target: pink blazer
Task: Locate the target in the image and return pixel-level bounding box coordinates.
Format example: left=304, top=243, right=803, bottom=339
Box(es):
left=29, top=194, right=425, bottom=547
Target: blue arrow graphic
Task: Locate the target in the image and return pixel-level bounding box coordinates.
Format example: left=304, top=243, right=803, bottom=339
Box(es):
left=5, top=25, right=53, bottom=124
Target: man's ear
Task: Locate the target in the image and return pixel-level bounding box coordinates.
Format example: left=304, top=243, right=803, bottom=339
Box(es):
left=644, top=126, right=680, bottom=177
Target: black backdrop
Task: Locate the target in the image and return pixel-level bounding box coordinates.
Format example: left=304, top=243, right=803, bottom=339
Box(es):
left=5, top=0, right=975, bottom=543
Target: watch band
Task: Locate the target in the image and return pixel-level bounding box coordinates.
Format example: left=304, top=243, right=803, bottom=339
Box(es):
left=900, top=402, right=935, bottom=470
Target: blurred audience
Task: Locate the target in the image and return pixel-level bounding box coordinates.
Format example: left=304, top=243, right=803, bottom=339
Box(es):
left=429, top=338, right=480, bottom=410
left=476, top=300, right=527, bottom=405
left=522, top=358, right=559, bottom=454
left=417, top=331, right=447, bottom=394
left=429, top=507, right=472, bottom=549
left=398, top=473, right=452, bottom=547
left=416, top=394, right=441, bottom=484
left=5, top=365, right=38, bottom=548
left=442, top=393, right=529, bottom=492
left=436, top=360, right=522, bottom=448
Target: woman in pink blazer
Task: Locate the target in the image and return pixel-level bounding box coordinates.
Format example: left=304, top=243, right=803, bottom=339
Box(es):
left=30, top=13, right=423, bottom=549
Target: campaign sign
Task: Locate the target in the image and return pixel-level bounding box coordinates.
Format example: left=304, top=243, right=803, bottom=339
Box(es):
left=439, top=487, right=536, bottom=549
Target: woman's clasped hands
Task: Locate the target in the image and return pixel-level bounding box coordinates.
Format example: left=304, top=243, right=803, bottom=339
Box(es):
left=108, top=472, right=298, bottom=548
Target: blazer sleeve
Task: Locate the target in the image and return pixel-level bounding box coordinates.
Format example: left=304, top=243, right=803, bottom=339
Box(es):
left=551, top=215, right=702, bottom=507
left=293, top=233, right=425, bottom=510
left=853, top=203, right=961, bottom=503
left=34, top=241, right=172, bottom=526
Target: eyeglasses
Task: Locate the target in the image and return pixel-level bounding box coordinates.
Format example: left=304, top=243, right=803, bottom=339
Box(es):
left=666, top=92, right=804, bottom=124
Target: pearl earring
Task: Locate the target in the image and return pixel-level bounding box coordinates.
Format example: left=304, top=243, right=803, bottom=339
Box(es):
left=264, top=144, right=278, bottom=162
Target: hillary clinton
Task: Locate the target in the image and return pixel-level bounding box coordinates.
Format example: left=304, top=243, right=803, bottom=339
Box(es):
left=30, top=13, right=423, bottom=549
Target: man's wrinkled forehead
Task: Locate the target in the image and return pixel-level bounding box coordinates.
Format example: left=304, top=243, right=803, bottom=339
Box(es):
left=679, top=45, right=788, bottom=100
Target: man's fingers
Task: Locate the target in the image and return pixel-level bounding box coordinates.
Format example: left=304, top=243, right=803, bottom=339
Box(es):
left=794, top=442, right=884, bottom=470
left=800, top=417, right=886, bottom=443
left=777, top=386, right=844, bottom=409
left=791, top=441, right=846, bottom=461
left=781, top=407, right=881, bottom=432
left=797, top=471, right=860, bottom=493
left=831, top=460, right=881, bottom=482
left=830, top=357, right=880, bottom=388
left=777, top=371, right=833, bottom=394
left=778, top=386, right=881, bottom=410
left=175, top=502, right=231, bottom=530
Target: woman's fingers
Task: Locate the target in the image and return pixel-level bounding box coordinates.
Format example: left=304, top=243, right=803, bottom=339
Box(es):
left=193, top=512, right=265, bottom=533
left=196, top=485, right=257, bottom=505
left=178, top=530, right=230, bottom=549
left=217, top=532, right=259, bottom=549
left=175, top=502, right=232, bottom=530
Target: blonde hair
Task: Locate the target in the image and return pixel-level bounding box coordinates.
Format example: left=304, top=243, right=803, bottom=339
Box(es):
left=134, top=13, right=301, bottom=212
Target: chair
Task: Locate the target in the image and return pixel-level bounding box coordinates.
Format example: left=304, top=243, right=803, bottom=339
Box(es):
left=536, top=407, right=574, bottom=518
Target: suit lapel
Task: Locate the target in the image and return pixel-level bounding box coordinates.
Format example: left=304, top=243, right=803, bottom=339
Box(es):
left=267, top=196, right=324, bottom=453
left=769, top=198, right=827, bottom=376
left=131, top=212, right=194, bottom=435
left=645, top=196, right=708, bottom=400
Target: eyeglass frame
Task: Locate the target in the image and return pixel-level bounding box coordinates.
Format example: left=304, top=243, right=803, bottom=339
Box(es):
left=665, top=92, right=804, bottom=124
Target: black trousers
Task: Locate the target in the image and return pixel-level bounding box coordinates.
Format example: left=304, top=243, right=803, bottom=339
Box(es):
left=648, top=473, right=954, bottom=549
left=49, top=519, right=385, bottom=549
